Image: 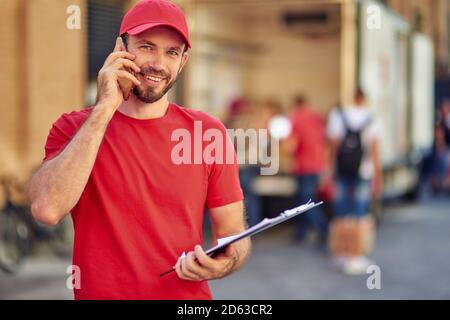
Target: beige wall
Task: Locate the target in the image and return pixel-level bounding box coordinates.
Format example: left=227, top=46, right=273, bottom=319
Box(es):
left=187, top=1, right=342, bottom=115
left=245, top=2, right=342, bottom=112
left=248, top=33, right=341, bottom=113
left=0, top=0, right=26, bottom=177
left=0, top=0, right=86, bottom=180
left=26, top=0, right=86, bottom=171
left=185, top=3, right=252, bottom=116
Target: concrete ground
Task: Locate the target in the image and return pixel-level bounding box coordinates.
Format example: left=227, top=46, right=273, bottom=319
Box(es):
left=1, top=197, right=449, bottom=300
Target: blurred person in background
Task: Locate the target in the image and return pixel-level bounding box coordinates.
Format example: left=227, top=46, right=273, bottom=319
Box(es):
left=261, top=99, right=285, bottom=128
left=225, top=98, right=284, bottom=226
left=326, top=88, right=382, bottom=275
left=225, top=97, right=263, bottom=227
left=431, top=99, right=450, bottom=195
left=285, top=95, right=328, bottom=246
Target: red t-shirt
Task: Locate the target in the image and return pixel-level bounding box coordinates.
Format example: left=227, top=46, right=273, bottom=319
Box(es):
left=289, top=106, right=327, bottom=175
left=43, top=103, right=243, bottom=300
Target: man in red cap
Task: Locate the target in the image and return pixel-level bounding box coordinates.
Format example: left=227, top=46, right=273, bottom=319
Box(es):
left=27, top=0, right=250, bottom=299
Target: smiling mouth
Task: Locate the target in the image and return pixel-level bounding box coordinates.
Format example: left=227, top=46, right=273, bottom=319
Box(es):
left=146, top=75, right=163, bottom=82
left=139, top=73, right=166, bottom=84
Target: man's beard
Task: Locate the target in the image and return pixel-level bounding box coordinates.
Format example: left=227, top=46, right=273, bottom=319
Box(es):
left=133, top=67, right=178, bottom=104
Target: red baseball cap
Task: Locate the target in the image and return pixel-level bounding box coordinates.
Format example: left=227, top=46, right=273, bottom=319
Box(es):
left=119, top=0, right=191, bottom=48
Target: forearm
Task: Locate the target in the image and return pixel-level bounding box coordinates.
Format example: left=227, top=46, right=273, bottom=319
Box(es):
left=230, top=237, right=252, bottom=272
left=27, top=104, right=114, bottom=225
left=211, top=238, right=251, bottom=280
left=207, top=200, right=252, bottom=278
left=328, top=139, right=338, bottom=174
left=371, top=140, right=382, bottom=179
left=373, top=159, right=382, bottom=179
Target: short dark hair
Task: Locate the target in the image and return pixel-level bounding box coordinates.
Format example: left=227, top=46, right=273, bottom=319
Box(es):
left=355, top=87, right=365, bottom=100
left=294, top=95, right=307, bottom=106
left=120, top=33, right=129, bottom=50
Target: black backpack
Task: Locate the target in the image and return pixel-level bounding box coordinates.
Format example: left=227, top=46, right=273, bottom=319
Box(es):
left=442, top=119, right=450, bottom=148
left=336, top=108, right=372, bottom=178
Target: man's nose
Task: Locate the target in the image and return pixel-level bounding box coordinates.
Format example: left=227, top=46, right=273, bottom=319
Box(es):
left=148, top=51, right=165, bottom=71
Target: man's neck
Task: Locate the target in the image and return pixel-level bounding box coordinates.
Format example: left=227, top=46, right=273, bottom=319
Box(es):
left=118, top=94, right=170, bottom=119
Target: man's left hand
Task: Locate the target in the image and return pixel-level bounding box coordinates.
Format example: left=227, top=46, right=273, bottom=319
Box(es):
left=174, top=244, right=239, bottom=281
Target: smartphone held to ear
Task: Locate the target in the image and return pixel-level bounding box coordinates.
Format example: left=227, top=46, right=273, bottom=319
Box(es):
left=117, top=38, right=136, bottom=101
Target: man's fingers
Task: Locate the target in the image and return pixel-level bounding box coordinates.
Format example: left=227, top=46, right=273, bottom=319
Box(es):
left=104, top=36, right=136, bottom=67
left=113, top=58, right=141, bottom=73
left=175, top=254, right=199, bottom=281
left=175, top=257, right=188, bottom=280
left=186, top=251, right=210, bottom=280
left=116, top=70, right=141, bottom=86
left=224, top=244, right=236, bottom=257
left=175, top=246, right=236, bottom=281
left=104, top=51, right=136, bottom=67
left=114, top=37, right=123, bottom=52
left=181, top=253, right=201, bottom=281
left=194, top=245, right=215, bottom=270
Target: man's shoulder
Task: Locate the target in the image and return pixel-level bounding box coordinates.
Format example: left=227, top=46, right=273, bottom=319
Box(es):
left=299, top=107, right=323, bottom=120
left=171, top=104, right=226, bottom=130
left=64, top=106, right=93, bottom=120
left=55, top=107, right=93, bottom=128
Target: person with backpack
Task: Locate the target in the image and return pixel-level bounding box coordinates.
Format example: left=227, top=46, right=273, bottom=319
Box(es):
left=326, top=88, right=383, bottom=275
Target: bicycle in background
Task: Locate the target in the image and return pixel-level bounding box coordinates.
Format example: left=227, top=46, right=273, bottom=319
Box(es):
left=0, top=176, right=73, bottom=274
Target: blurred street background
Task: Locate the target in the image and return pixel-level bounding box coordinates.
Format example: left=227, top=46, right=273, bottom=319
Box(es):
left=1, top=0, right=450, bottom=299
left=1, top=195, right=449, bottom=299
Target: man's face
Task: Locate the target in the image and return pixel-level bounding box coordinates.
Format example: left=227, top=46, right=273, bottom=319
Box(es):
left=126, top=26, right=188, bottom=104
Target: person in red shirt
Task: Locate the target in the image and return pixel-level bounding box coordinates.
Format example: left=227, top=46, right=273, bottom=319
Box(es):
left=287, top=96, right=328, bottom=245
left=26, top=0, right=250, bottom=300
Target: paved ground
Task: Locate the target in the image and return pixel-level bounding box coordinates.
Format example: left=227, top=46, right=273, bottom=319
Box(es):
left=1, top=197, right=449, bottom=300
left=211, top=197, right=450, bottom=299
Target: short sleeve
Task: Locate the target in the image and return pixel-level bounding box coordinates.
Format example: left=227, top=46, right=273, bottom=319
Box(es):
left=43, top=111, right=87, bottom=162
left=205, top=123, right=244, bottom=209
left=366, top=118, right=381, bottom=142
left=327, top=108, right=345, bottom=140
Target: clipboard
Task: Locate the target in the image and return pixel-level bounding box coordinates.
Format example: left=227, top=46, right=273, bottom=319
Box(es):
left=160, top=200, right=323, bottom=277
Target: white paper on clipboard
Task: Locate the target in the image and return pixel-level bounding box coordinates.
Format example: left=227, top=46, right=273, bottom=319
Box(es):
left=205, top=200, right=323, bottom=256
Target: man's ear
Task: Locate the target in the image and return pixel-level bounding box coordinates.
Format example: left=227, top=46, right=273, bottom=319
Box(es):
left=178, top=51, right=189, bottom=74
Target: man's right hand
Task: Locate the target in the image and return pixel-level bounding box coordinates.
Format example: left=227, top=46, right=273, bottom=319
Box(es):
left=95, top=37, right=141, bottom=111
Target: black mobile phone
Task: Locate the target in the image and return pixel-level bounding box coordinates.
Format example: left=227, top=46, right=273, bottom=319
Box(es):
left=118, top=38, right=135, bottom=100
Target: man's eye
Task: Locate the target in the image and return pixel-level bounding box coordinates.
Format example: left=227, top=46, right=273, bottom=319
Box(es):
left=168, top=50, right=179, bottom=56
left=141, top=45, right=152, bottom=50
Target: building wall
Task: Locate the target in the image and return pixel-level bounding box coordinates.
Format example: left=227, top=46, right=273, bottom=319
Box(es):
left=185, top=3, right=252, bottom=116
left=0, top=0, right=86, bottom=180
left=0, top=0, right=26, bottom=177
left=248, top=32, right=341, bottom=113
left=186, top=1, right=342, bottom=115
